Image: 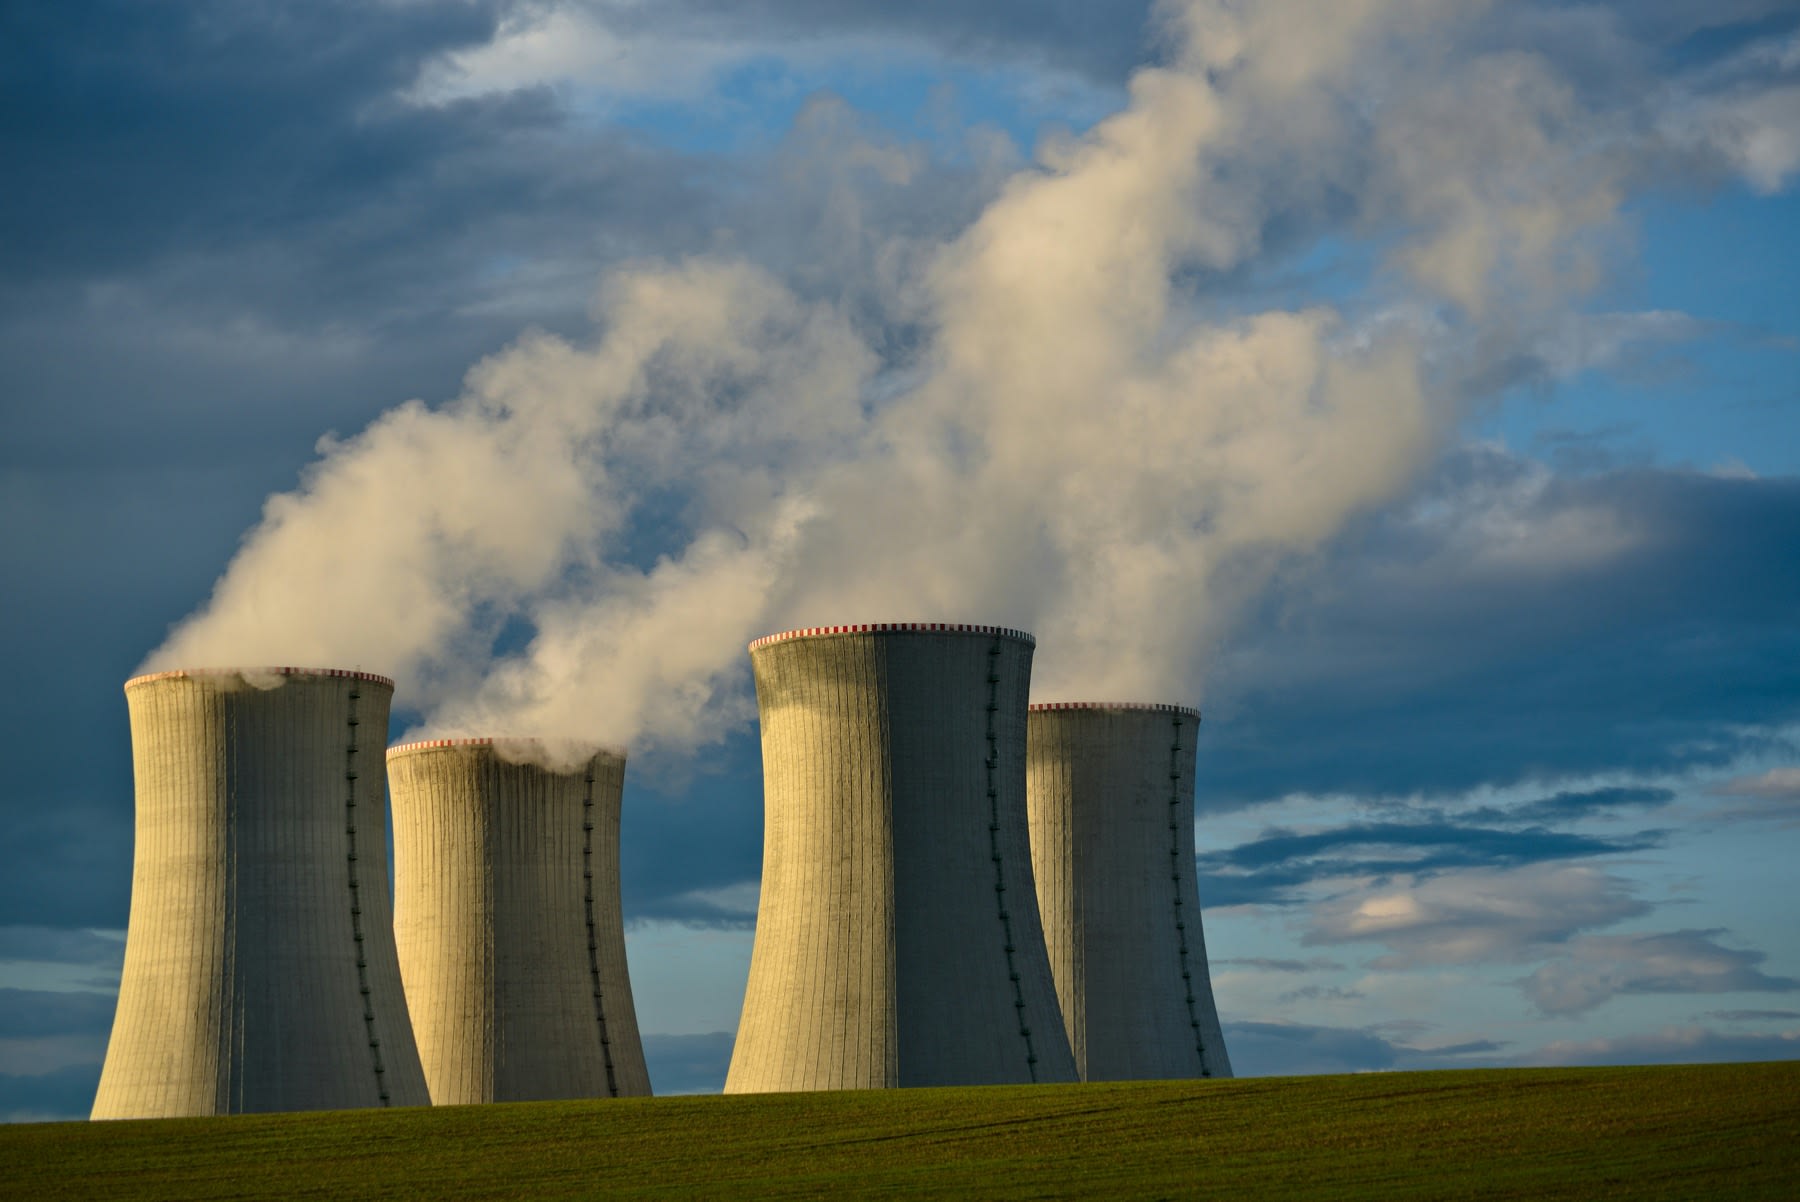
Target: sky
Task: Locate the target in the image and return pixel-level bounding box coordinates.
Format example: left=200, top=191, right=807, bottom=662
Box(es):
left=3, top=0, right=1798, bottom=1120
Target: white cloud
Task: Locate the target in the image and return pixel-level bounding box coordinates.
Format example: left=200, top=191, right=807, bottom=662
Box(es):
left=407, top=4, right=740, bottom=107
left=146, top=259, right=877, bottom=754
left=1655, top=28, right=1800, bottom=194
left=648, top=880, right=761, bottom=925
left=1530, top=310, right=1711, bottom=380
left=1306, top=864, right=1649, bottom=968
left=155, top=0, right=1688, bottom=761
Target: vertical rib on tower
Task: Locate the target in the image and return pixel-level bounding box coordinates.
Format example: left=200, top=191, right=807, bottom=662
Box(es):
left=725, top=623, right=1077, bottom=1092
left=1026, top=702, right=1233, bottom=1081
left=92, top=668, right=429, bottom=1118
left=388, top=739, right=652, bottom=1103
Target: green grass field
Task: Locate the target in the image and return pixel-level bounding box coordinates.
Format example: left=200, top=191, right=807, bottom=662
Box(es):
left=3, top=1063, right=1796, bottom=1199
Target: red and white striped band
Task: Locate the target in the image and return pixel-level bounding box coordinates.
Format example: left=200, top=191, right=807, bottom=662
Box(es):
left=1029, top=701, right=1201, bottom=719
left=750, top=623, right=1035, bottom=651
left=386, top=737, right=626, bottom=760
left=125, top=666, right=396, bottom=690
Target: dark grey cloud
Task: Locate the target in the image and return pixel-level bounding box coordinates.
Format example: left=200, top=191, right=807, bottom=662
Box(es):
left=1223, top=1020, right=1509, bottom=1078
left=1464, top=787, right=1677, bottom=827
left=1214, top=957, right=1346, bottom=974
left=1620, top=2, right=1800, bottom=59
left=1208, top=784, right=1685, bottom=910
left=1199, top=820, right=1662, bottom=909
left=0, top=807, right=132, bottom=933
left=0, top=0, right=750, bottom=947
left=0, top=1063, right=102, bottom=1123
left=1523, top=929, right=1800, bottom=1016
left=1220, top=823, right=1657, bottom=871
left=1703, top=1009, right=1800, bottom=1022
left=1198, top=451, right=1800, bottom=810
left=0, top=929, right=124, bottom=969
left=0, top=990, right=116, bottom=1040
left=640, top=1031, right=734, bottom=1095
left=1, top=0, right=735, bottom=485
left=1224, top=1021, right=1406, bottom=1077
left=2, top=0, right=513, bottom=285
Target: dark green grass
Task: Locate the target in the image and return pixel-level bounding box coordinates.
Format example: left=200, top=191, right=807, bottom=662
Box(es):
left=4, top=1063, right=1796, bottom=1199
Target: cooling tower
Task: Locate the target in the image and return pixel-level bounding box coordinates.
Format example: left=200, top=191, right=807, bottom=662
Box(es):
left=725, top=624, right=1078, bottom=1093
left=1026, top=702, right=1233, bottom=1080
left=92, top=668, right=429, bottom=1119
left=387, top=738, right=651, bottom=1103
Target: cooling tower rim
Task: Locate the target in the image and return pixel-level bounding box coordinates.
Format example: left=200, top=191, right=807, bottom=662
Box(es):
left=385, top=736, right=628, bottom=761
left=1029, top=700, right=1201, bottom=719
left=124, top=666, right=395, bottom=691
left=749, top=622, right=1036, bottom=651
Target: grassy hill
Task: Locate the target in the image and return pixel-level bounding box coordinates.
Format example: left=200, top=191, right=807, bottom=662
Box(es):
left=3, top=1062, right=1796, bottom=1199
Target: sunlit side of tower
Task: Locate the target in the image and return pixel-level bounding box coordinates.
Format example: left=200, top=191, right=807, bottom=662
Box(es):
left=92, top=668, right=429, bottom=1118
left=726, top=624, right=1077, bottom=1093
left=388, top=739, right=651, bottom=1103
left=1026, top=702, right=1233, bottom=1081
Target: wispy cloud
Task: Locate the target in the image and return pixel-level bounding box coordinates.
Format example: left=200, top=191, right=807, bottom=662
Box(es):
left=1658, top=34, right=1800, bottom=193
left=0, top=928, right=125, bottom=969
left=1214, top=957, right=1347, bottom=974
left=0, top=989, right=117, bottom=1039
left=1279, top=985, right=1366, bottom=1005
left=1460, top=787, right=1677, bottom=828
left=1523, top=929, right=1800, bottom=1016
left=1522, top=1024, right=1800, bottom=1067
left=1200, top=821, right=1662, bottom=908
left=1303, top=864, right=1650, bottom=968
left=636, top=881, right=760, bottom=930
left=1223, top=1019, right=1509, bottom=1077
left=1703, top=1009, right=1800, bottom=1022
left=1708, top=768, right=1800, bottom=827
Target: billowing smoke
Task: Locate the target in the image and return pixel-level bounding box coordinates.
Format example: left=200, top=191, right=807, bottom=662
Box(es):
left=145, top=0, right=1630, bottom=757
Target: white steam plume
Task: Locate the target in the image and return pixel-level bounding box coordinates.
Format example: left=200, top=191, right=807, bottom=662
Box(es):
left=145, top=0, right=1631, bottom=756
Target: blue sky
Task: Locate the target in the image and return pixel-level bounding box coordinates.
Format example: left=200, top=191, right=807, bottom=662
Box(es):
left=3, top=0, right=1798, bottom=1118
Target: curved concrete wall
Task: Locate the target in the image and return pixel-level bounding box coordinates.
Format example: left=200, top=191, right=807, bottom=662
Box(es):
left=388, top=739, right=650, bottom=1103
left=726, top=624, right=1077, bottom=1092
left=93, top=668, right=429, bottom=1118
left=1026, top=703, right=1232, bottom=1080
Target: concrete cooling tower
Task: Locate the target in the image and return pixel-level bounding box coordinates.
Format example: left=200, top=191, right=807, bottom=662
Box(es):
left=725, top=624, right=1078, bottom=1093
left=92, top=668, right=429, bottom=1119
left=387, top=739, right=651, bottom=1103
left=1026, top=702, right=1233, bottom=1081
